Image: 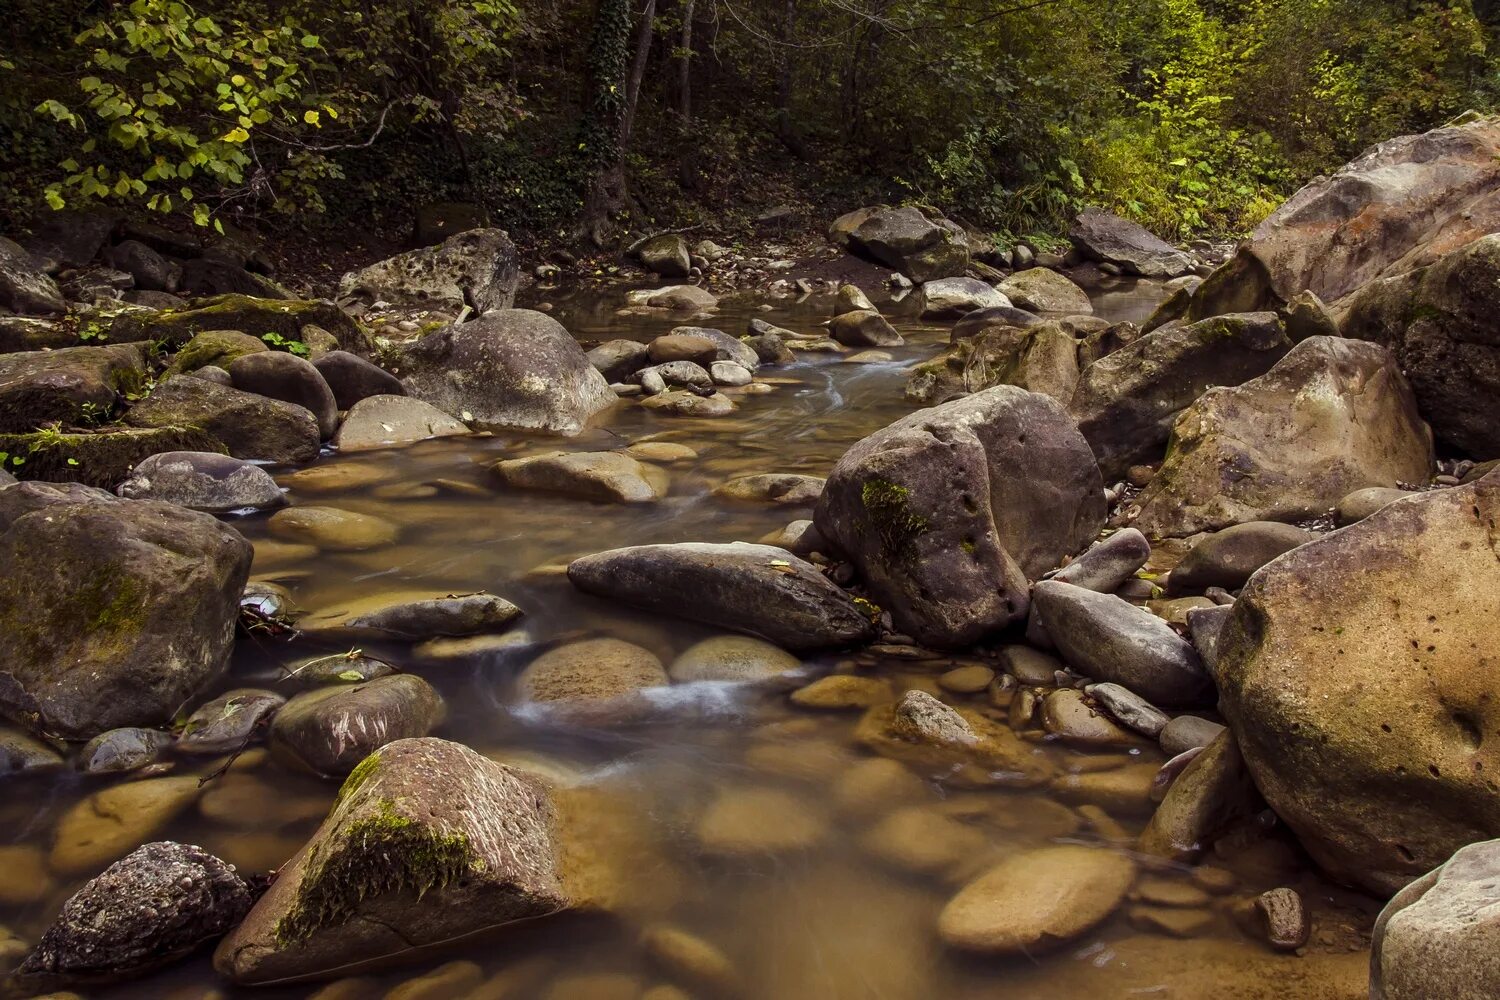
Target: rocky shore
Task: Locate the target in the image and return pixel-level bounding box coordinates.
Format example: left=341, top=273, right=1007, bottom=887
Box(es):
left=2, top=119, right=1500, bottom=999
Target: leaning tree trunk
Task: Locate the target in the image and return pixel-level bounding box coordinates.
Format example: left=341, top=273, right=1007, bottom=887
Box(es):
left=578, top=0, right=633, bottom=247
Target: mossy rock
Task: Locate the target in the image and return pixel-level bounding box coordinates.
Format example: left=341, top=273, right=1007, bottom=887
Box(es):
left=212, top=737, right=572, bottom=984
left=0, top=342, right=153, bottom=434
left=164, top=329, right=268, bottom=377
left=0, top=499, right=251, bottom=739
left=0, top=316, right=79, bottom=353
left=124, top=375, right=321, bottom=465
left=107, top=295, right=373, bottom=357
left=0, top=426, right=224, bottom=488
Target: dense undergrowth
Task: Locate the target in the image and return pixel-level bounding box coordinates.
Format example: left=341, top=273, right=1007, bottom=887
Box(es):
left=2, top=0, right=1497, bottom=251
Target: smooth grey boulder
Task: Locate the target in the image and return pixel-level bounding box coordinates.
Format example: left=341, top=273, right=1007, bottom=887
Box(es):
left=1068, top=208, right=1194, bottom=278
left=0, top=500, right=251, bottom=739
left=1158, top=714, right=1226, bottom=756
left=312, top=350, right=405, bottom=410
left=586, top=339, right=651, bottom=382
left=568, top=542, right=877, bottom=653
left=270, top=674, right=444, bottom=776
left=651, top=326, right=760, bottom=369
left=1053, top=528, right=1151, bottom=592
left=331, top=394, right=468, bottom=452
left=16, top=842, right=250, bottom=989
left=815, top=386, right=1105, bottom=649
left=337, top=227, right=519, bottom=313
left=1030, top=580, right=1210, bottom=706
left=494, top=450, right=666, bottom=503
left=951, top=305, right=1042, bottom=341
left=227, top=350, right=339, bottom=439
left=125, top=375, right=321, bottom=465
left=1127, top=337, right=1433, bottom=538
left=636, top=233, right=691, bottom=278
left=919, top=277, right=1008, bottom=319
left=117, top=451, right=287, bottom=512
left=635, top=360, right=713, bottom=391
left=1185, top=604, right=1233, bottom=671
left=1068, top=312, right=1292, bottom=480
left=398, top=310, right=616, bottom=436
left=214, top=738, right=573, bottom=984
left=103, top=239, right=181, bottom=293
left=1372, top=839, right=1500, bottom=1000
left=1167, top=522, right=1312, bottom=595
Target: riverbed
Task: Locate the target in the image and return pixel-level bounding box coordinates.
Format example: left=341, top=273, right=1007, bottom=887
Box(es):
left=0, top=276, right=1379, bottom=999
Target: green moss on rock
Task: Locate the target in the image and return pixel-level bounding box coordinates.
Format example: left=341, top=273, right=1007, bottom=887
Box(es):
left=861, top=478, right=931, bottom=562
left=0, top=426, right=225, bottom=488
left=107, top=295, right=373, bottom=357
left=272, top=798, right=481, bottom=947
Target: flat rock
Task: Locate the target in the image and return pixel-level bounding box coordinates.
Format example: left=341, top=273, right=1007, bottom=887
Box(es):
left=297, top=591, right=521, bottom=642
left=938, top=844, right=1136, bottom=953
left=668, top=636, right=801, bottom=684
left=116, top=451, right=287, bottom=512
left=494, top=450, right=666, bottom=503
left=567, top=542, right=877, bottom=653
left=998, top=269, right=1092, bottom=314
left=268, top=505, right=398, bottom=551
left=332, top=395, right=467, bottom=452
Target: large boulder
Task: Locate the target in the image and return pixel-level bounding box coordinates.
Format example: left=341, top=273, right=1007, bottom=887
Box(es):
left=1371, top=840, right=1500, bottom=1000
left=1342, top=233, right=1500, bottom=458
left=905, top=322, right=1079, bottom=407
left=814, top=386, right=1105, bottom=649
left=227, top=350, right=340, bottom=439
left=124, top=375, right=322, bottom=464
left=214, top=737, right=573, bottom=984
left=1126, top=337, right=1433, bottom=537
left=1068, top=312, right=1293, bottom=480
left=0, top=235, right=67, bottom=315
left=1192, top=119, right=1500, bottom=319
left=568, top=542, right=877, bottom=653
left=832, top=206, right=969, bottom=282
left=0, top=342, right=148, bottom=433
left=336, top=228, right=519, bottom=314
left=398, top=310, right=616, bottom=436
left=312, top=350, right=405, bottom=410
left=0, top=499, right=251, bottom=738
left=997, top=269, right=1093, bottom=314
left=1068, top=208, right=1194, bottom=278
left=918, top=278, right=1008, bottom=320
left=636, top=234, right=691, bottom=278
left=330, top=395, right=468, bottom=452
left=1214, top=471, right=1500, bottom=895
left=15, top=842, right=251, bottom=989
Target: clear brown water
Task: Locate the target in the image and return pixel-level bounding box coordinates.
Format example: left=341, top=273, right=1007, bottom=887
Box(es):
left=0, top=277, right=1379, bottom=999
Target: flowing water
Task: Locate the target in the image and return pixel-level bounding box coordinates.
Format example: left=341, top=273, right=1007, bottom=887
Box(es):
left=0, top=277, right=1380, bottom=999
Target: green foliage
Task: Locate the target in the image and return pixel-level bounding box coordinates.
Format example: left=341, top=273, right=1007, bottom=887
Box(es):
left=260, top=331, right=309, bottom=356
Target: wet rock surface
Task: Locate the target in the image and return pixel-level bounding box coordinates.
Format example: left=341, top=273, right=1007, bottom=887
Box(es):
left=16, top=842, right=251, bottom=988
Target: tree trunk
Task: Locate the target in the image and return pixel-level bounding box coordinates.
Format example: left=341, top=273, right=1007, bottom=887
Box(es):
left=676, top=0, right=697, bottom=189
left=620, top=0, right=657, bottom=149
left=577, top=0, right=633, bottom=246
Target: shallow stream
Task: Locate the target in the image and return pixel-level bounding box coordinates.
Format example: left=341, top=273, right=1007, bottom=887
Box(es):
left=0, top=277, right=1380, bottom=999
